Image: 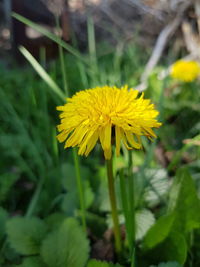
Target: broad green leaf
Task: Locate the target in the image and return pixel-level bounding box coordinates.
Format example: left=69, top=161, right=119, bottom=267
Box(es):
left=6, top=217, right=47, bottom=255
left=168, top=168, right=200, bottom=232
left=87, top=259, right=123, bottom=267
left=147, top=231, right=187, bottom=265
left=143, top=214, right=175, bottom=249
left=17, top=256, right=47, bottom=267
left=19, top=46, right=65, bottom=101
left=150, top=261, right=182, bottom=267
left=45, top=213, right=67, bottom=230
left=41, top=218, right=89, bottom=267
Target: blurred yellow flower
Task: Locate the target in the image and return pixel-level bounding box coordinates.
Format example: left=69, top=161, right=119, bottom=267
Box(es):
left=56, top=86, right=161, bottom=159
left=170, top=60, right=200, bottom=82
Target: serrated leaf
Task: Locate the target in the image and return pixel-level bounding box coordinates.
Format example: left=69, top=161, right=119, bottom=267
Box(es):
left=6, top=217, right=47, bottom=255
left=41, top=218, right=89, bottom=267
left=136, top=209, right=155, bottom=240
left=144, top=169, right=169, bottom=207
left=143, top=213, right=175, bottom=249
left=150, top=261, right=182, bottom=267
left=87, top=259, right=123, bottom=267
left=45, top=213, right=67, bottom=230
left=168, top=168, right=200, bottom=232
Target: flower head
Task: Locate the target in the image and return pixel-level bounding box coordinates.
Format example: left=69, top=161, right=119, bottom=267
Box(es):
left=170, top=60, right=200, bottom=82
left=56, top=86, right=161, bottom=159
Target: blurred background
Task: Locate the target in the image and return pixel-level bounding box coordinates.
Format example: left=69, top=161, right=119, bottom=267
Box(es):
left=0, top=0, right=199, bottom=65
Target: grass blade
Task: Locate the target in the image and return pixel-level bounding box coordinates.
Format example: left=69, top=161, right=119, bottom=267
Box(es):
left=19, top=46, right=66, bottom=101
left=12, top=12, right=87, bottom=65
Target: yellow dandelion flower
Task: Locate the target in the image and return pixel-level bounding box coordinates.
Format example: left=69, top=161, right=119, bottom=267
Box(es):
left=170, top=60, right=200, bottom=82
left=56, top=85, right=161, bottom=160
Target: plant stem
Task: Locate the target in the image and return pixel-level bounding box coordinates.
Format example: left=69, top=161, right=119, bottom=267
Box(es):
left=73, top=148, right=87, bottom=232
left=128, top=150, right=136, bottom=266
left=54, top=16, right=86, bottom=231
left=55, top=15, right=69, bottom=97
left=106, top=157, right=122, bottom=253
left=119, top=169, right=132, bottom=251
left=26, top=175, right=45, bottom=217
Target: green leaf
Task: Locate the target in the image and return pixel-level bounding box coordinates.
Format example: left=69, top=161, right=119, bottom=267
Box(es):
left=0, top=173, right=19, bottom=203
left=6, top=216, right=47, bottom=255
left=19, top=46, right=65, bottom=101
left=12, top=13, right=86, bottom=64
left=143, top=213, right=175, bottom=249
left=168, top=168, right=200, bottom=232
left=61, top=163, right=94, bottom=215
left=150, top=261, right=182, bottom=267
left=45, top=213, right=67, bottom=230
left=87, top=259, right=123, bottom=267
left=146, top=231, right=187, bottom=265
left=136, top=209, right=155, bottom=240
left=17, top=256, right=47, bottom=267
left=41, top=218, right=89, bottom=267
left=144, top=168, right=169, bottom=207
left=0, top=207, right=8, bottom=241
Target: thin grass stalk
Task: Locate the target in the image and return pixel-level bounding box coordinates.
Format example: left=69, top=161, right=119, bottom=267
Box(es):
left=128, top=150, right=136, bottom=266
left=73, top=148, right=87, bottom=232
left=12, top=12, right=87, bottom=65
left=55, top=15, right=69, bottom=96
left=54, top=19, right=87, bottom=231
left=106, top=157, right=122, bottom=253
left=26, top=175, right=45, bottom=217
left=20, top=33, right=87, bottom=232
left=87, top=16, right=98, bottom=84
left=119, top=169, right=132, bottom=251
left=70, top=29, right=89, bottom=88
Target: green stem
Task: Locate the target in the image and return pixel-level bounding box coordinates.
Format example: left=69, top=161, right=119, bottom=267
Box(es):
left=119, top=169, right=132, bottom=251
left=54, top=15, right=86, bottom=231
left=26, top=175, right=45, bottom=217
left=106, top=157, right=122, bottom=253
left=55, top=15, right=69, bottom=97
left=73, top=148, right=87, bottom=232
left=128, top=150, right=136, bottom=266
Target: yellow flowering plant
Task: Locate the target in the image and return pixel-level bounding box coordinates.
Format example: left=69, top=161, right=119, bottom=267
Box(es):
left=56, top=85, right=161, bottom=159
left=170, top=60, right=200, bottom=82
left=57, top=85, right=161, bottom=255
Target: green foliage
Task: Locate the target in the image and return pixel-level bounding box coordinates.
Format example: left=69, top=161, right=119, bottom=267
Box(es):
left=61, top=163, right=94, bottom=215
left=168, top=168, right=200, bottom=233
left=0, top=10, right=199, bottom=267
left=0, top=173, right=19, bottom=203
left=16, top=257, right=46, bottom=267
left=87, top=259, right=123, bottom=267
left=151, top=231, right=187, bottom=264
left=6, top=217, right=47, bottom=255
left=142, top=167, right=200, bottom=264
left=143, top=214, right=174, bottom=249
left=41, top=218, right=89, bottom=267
left=0, top=207, right=8, bottom=241
left=150, top=261, right=182, bottom=267
left=136, top=209, right=155, bottom=240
